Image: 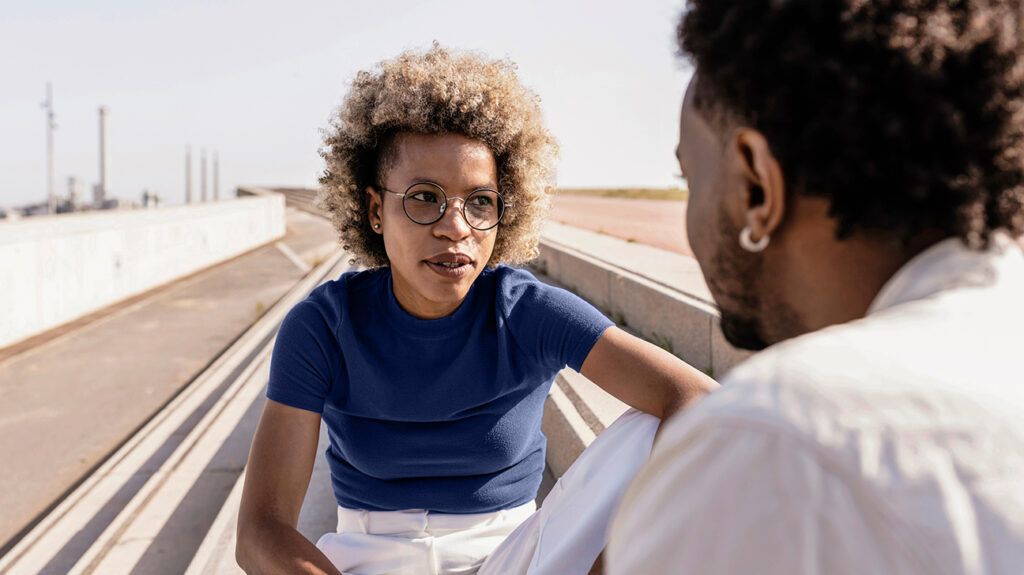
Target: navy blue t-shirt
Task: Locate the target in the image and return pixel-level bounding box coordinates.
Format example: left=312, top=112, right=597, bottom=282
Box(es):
left=266, top=265, right=612, bottom=514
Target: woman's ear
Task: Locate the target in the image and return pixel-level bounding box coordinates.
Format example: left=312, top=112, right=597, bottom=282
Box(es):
left=366, top=186, right=383, bottom=234
left=732, top=128, right=786, bottom=244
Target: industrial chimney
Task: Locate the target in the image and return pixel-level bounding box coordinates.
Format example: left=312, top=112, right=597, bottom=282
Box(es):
left=95, top=106, right=109, bottom=207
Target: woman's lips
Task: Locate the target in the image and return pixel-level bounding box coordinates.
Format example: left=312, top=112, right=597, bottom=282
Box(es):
left=424, top=260, right=474, bottom=279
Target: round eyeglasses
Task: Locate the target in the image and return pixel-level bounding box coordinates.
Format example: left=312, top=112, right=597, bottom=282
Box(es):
left=376, top=182, right=510, bottom=231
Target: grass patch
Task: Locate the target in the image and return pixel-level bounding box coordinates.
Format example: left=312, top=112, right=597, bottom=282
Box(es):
left=555, top=187, right=689, bottom=201
left=649, top=332, right=675, bottom=355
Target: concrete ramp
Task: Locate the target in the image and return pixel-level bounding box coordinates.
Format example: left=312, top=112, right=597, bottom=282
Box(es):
left=0, top=251, right=350, bottom=575
left=1, top=188, right=751, bottom=574
left=0, top=193, right=286, bottom=350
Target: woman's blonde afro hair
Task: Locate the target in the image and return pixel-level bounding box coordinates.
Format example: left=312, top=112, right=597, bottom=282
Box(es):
left=318, top=43, right=559, bottom=268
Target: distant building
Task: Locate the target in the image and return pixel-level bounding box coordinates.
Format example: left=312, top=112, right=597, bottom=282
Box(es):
left=11, top=195, right=136, bottom=218
left=67, top=177, right=85, bottom=210
left=0, top=207, right=19, bottom=221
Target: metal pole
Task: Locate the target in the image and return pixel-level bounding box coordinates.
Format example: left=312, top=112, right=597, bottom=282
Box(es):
left=213, top=151, right=219, bottom=201
left=185, top=146, right=192, bottom=204
left=200, top=148, right=207, bottom=202
left=98, top=106, right=108, bottom=206
left=42, top=83, right=56, bottom=214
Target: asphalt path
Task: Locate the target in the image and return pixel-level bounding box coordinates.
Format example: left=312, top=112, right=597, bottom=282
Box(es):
left=550, top=195, right=1024, bottom=256
left=0, top=208, right=337, bottom=553
left=550, top=196, right=692, bottom=256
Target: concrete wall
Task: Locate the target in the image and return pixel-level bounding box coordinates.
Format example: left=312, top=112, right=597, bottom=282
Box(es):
left=536, top=222, right=750, bottom=379
left=0, top=194, right=286, bottom=349
left=535, top=222, right=753, bottom=474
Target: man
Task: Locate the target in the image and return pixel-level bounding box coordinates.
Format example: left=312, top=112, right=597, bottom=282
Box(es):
left=608, top=1, right=1024, bottom=573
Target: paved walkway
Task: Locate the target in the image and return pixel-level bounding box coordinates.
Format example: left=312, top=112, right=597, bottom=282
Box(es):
left=551, top=194, right=1024, bottom=255
left=550, top=195, right=692, bottom=256
left=0, top=208, right=338, bottom=552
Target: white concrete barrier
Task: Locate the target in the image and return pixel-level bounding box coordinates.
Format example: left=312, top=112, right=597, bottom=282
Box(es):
left=0, top=193, right=285, bottom=349
left=535, top=222, right=752, bottom=472
left=0, top=251, right=348, bottom=575
left=536, top=222, right=750, bottom=379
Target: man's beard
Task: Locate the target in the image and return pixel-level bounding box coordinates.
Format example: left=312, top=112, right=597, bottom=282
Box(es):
left=708, top=208, right=770, bottom=351
left=719, top=311, right=769, bottom=351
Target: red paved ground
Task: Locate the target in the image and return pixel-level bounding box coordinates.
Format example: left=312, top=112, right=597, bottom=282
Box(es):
left=551, top=195, right=1024, bottom=256
left=550, top=196, right=693, bottom=256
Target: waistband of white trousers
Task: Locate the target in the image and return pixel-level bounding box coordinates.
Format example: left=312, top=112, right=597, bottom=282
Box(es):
left=335, top=500, right=536, bottom=536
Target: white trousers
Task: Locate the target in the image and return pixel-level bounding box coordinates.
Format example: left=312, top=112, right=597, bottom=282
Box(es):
left=317, top=409, right=659, bottom=575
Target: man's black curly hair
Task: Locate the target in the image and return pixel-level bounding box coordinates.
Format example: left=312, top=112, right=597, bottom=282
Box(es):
left=678, top=0, right=1024, bottom=247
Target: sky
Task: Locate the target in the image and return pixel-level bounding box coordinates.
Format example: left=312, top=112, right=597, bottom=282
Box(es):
left=0, top=0, right=693, bottom=208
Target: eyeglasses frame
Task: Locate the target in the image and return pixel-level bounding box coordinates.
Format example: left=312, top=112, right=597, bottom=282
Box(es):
left=374, top=181, right=512, bottom=231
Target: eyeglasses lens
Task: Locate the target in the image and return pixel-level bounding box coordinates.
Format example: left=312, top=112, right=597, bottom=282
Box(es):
left=402, top=184, right=504, bottom=229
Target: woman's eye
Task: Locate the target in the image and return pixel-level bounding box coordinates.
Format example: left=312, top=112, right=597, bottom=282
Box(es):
left=470, top=195, right=494, bottom=207
left=410, top=191, right=438, bottom=203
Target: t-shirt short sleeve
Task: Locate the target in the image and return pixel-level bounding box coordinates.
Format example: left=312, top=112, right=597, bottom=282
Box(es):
left=499, top=267, right=614, bottom=372
left=266, top=299, right=337, bottom=413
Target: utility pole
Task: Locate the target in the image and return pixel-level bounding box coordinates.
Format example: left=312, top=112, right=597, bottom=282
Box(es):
left=200, top=148, right=207, bottom=202
left=97, top=106, right=109, bottom=207
left=42, top=82, right=57, bottom=214
left=185, top=146, right=193, bottom=204
left=213, top=151, right=219, bottom=201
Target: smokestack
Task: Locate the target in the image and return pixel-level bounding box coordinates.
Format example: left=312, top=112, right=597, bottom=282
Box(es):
left=97, top=106, right=108, bottom=206
left=213, top=151, right=219, bottom=201
left=185, top=146, right=192, bottom=204
left=201, top=148, right=207, bottom=202
left=42, top=82, right=57, bottom=215
left=67, top=176, right=81, bottom=208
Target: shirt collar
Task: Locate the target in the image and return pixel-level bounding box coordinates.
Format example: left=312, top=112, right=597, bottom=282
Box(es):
left=867, top=231, right=1024, bottom=315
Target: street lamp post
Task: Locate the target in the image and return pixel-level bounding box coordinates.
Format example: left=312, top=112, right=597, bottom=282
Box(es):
left=42, top=83, right=57, bottom=215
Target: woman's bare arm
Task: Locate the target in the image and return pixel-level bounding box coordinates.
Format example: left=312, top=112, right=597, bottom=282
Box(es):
left=236, top=399, right=341, bottom=575
left=580, top=327, right=718, bottom=421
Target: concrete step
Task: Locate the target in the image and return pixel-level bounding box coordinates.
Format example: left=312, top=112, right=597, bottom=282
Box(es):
left=0, top=206, right=337, bottom=554
left=0, top=251, right=350, bottom=575
left=2, top=188, right=748, bottom=573
left=537, top=221, right=749, bottom=380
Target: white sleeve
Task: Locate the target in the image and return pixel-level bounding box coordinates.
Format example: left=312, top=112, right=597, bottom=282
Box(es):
left=606, top=419, right=905, bottom=575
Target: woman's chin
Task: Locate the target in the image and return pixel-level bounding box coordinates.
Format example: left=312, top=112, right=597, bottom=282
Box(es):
left=416, top=268, right=480, bottom=310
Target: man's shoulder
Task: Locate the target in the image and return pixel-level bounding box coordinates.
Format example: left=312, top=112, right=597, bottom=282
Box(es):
left=702, top=320, right=890, bottom=427
left=679, top=314, right=1024, bottom=503
left=717, top=305, right=1024, bottom=430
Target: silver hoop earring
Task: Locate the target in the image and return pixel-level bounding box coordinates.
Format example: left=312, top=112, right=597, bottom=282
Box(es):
left=739, top=226, right=769, bottom=253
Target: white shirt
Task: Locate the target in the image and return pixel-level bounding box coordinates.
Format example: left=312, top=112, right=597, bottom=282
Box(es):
left=607, top=234, right=1024, bottom=575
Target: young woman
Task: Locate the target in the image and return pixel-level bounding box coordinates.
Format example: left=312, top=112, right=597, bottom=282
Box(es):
left=236, top=45, right=716, bottom=575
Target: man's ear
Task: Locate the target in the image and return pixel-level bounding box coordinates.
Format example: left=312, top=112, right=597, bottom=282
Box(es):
left=366, top=186, right=383, bottom=234
left=732, top=128, right=785, bottom=243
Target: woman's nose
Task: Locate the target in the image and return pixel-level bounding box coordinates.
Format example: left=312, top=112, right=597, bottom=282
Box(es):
left=433, top=198, right=473, bottom=238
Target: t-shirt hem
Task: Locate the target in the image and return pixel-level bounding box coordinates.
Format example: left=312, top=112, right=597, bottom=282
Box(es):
left=567, top=321, right=614, bottom=372
left=266, top=390, right=325, bottom=414
left=334, top=492, right=539, bottom=515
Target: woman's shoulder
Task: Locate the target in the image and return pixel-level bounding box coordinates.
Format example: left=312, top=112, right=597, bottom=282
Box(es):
left=487, top=265, right=543, bottom=301
left=291, top=267, right=388, bottom=330
left=488, top=264, right=583, bottom=314
left=488, top=264, right=540, bottom=286
left=309, top=267, right=387, bottom=300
